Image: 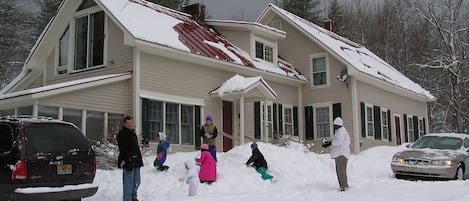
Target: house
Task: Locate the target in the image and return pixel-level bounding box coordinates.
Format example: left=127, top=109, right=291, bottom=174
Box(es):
left=0, top=0, right=434, bottom=154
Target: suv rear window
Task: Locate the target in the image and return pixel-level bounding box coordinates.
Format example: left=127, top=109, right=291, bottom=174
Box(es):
left=24, top=124, right=91, bottom=155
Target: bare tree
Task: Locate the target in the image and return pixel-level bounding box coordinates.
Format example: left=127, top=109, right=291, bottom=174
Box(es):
left=414, top=0, right=468, bottom=132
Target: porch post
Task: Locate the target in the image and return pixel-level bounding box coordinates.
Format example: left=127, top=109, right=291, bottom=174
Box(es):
left=240, top=94, right=245, bottom=145
left=264, top=98, right=268, bottom=143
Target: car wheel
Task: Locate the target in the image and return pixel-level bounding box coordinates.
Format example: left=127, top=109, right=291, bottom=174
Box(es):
left=395, top=174, right=405, bottom=179
left=454, top=165, right=464, bottom=180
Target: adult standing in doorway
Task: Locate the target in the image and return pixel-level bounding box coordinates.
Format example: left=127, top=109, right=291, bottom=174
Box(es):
left=322, top=117, right=350, bottom=191
left=117, top=116, right=143, bottom=201
left=201, top=115, right=218, bottom=161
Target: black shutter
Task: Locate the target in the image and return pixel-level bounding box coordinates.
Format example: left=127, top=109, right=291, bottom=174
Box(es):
left=195, top=106, right=201, bottom=149
left=373, top=106, right=381, bottom=140
left=403, top=114, right=408, bottom=143
left=413, top=116, right=419, bottom=141
left=278, top=104, right=283, bottom=135
left=305, top=106, right=314, bottom=140
left=360, top=102, right=366, bottom=138
left=141, top=98, right=150, bottom=144
left=387, top=110, right=392, bottom=141
left=293, top=106, right=298, bottom=136
left=423, top=117, right=427, bottom=135
left=273, top=103, right=277, bottom=138
left=333, top=103, right=342, bottom=119
left=254, top=102, right=261, bottom=139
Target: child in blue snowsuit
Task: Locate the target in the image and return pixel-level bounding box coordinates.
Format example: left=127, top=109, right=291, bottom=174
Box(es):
left=154, top=132, right=170, bottom=171
left=245, top=142, right=276, bottom=182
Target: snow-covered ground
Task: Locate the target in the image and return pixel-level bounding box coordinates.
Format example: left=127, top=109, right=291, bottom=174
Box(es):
left=85, top=142, right=469, bottom=201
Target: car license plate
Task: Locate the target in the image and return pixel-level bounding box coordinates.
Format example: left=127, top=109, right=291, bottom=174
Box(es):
left=57, top=164, right=72, bottom=175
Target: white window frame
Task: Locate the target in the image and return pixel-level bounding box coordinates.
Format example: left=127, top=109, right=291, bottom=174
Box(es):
left=381, top=108, right=389, bottom=142
left=68, top=6, right=108, bottom=74
left=407, top=115, right=414, bottom=142
left=312, top=102, right=332, bottom=139
left=418, top=117, right=425, bottom=138
left=365, top=103, right=374, bottom=139
left=283, top=104, right=294, bottom=136
left=252, top=36, right=277, bottom=63
left=260, top=101, right=274, bottom=139
left=310, top=53, right=330, bottom=88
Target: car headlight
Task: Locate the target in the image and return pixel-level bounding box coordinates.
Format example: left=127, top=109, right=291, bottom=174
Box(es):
left=431, top=160, right=453, bottom=166
left=392, top=157, right=405, bottom=164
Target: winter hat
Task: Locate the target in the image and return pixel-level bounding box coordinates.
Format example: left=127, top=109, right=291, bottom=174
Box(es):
left=200, top=144, right=209, bottom=150
left=185, top=159, right=195, bottom=169
left=250, top=142, right=258, bottom=149
left=205, top=115, right=213, bottom=122
left=158, top=132, right=166, bottom=141
left=333, top=117, right=344, bottom=126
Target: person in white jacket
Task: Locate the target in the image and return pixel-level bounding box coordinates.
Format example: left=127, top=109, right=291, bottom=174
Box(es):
left=179, top=159, right=200, bottom=196
left=323, top=117, right=350, bottom=191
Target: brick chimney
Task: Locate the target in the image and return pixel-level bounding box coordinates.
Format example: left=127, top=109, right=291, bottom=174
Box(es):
left=182, top=3, right=206, bottom=24
left=324, top=19, right=334, bottom=32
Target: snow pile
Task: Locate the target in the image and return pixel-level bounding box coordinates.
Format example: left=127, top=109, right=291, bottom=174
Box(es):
left=85, top=142, right=469, bottom=201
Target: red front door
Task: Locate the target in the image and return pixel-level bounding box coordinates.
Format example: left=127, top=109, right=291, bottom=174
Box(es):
left=222, top=101, right=233, bottom=152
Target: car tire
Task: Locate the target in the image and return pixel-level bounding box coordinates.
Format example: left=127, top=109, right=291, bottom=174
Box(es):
left=395, top=174, right=405, bottom=179
left=454, top=165, right=464, bottom=180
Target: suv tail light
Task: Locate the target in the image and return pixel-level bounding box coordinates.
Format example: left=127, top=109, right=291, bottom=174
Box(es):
left=93, top=158, right=96, bottom=176
left=12, top=161, right=27, bottom=180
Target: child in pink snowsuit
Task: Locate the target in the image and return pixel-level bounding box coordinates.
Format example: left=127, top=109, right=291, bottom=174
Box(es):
left=196, top=144, right=217, bottom=183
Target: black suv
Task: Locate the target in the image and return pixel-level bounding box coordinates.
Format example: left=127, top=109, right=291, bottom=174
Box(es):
left=0, top=116, right=97, bottom=201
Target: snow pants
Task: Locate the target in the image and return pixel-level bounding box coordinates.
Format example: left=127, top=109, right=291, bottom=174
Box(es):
left=256, top=167, right=274, bottom=180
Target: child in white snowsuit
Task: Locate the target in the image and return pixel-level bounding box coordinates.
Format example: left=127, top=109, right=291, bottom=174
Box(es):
left=179, top=159, right=200, bottom=196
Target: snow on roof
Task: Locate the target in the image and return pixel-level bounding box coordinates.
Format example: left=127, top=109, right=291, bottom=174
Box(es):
left=0, top=72, right=131, bottom=101
left=210, top=74, right=277, bottom=98
left=206, top=19, right=287, bottom=36
left=98, top=0, right=305, bottom=81
left=266, top=4, right=435, bottom=100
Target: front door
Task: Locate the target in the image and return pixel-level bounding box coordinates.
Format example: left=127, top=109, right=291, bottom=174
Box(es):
left=222, top=101, right=233, bottom=152
left=394, top=116, right=401, bottom=145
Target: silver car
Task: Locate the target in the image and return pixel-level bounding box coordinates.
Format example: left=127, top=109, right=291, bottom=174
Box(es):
left=391, top=133, right=469, bottom=180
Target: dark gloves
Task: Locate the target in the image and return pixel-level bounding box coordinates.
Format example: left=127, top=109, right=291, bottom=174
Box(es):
left=321, top=139, right=332, bottom=148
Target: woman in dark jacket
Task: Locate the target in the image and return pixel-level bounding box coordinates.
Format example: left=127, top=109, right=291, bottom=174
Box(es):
left=245, top=142, right=276, bottom=182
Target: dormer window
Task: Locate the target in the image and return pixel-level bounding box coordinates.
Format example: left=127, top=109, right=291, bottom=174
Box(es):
left=255, top=41, right=274, bottom=63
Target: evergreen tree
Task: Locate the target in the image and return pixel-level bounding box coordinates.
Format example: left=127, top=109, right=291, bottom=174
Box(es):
left=280, top=0, right=321, bottom=24
left=33, top=0, right=62, bottom=38
left=327, top=0, right=346, bottom=36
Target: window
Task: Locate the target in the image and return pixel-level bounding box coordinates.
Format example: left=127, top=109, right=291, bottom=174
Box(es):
left=0, top=109, right=14, bottom=116
left=464, top=138, right=469, bottom=148
left=17, top=106, right=33, bottom=115
left=381, top=109, right=389, bottom=141
left=283, top=106, right=293, bottom=136
left=366, top=105, right=374, bottom=138
left=38, top=105, right=59, bottom=119
left=314, top=104, right=332, bottom=138
left=145, top=100, right=194, bottom=145
left=63, top=108, right=82, bottom=130
left=407, top=116, right=414, bottom=142
left=255, top=41, right=274, bottom=63
left=74, top=11, right=105, bottom=71
left=0, top=124, right=13, bottom=154
left=86, top=111, right=104, bottom=142
left=57, top=27, right=69, bottom=75
left=418, top=118, right=425, bottom=138
left=311, top=54, right=329, bottom=87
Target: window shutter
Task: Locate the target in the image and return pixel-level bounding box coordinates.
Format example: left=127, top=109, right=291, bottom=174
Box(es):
left=273, top=103, right=277, bottom=138
left=373, top=106, right=381, bottom=140
left=293, top=106, right=298, bottom=136
left=141, top=98, right=150, bottom=143
left=413, top=116, right=419, bottom=141
left=254, top=102, right=261, bottom=139
left=333, top=103, right=342, bottom=119
left=360, top=102, right=366, bottom=138
left=423, top=117, right=427, bottom=135
left=305, top=106, right=314, bottom=140
left=278, top=104, right=283, bottom=135
left=403, top=114, right=408, bottom=143
left=195, top=105, right=201, bottom=149
left=387, top=110, right=392, bottom=141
